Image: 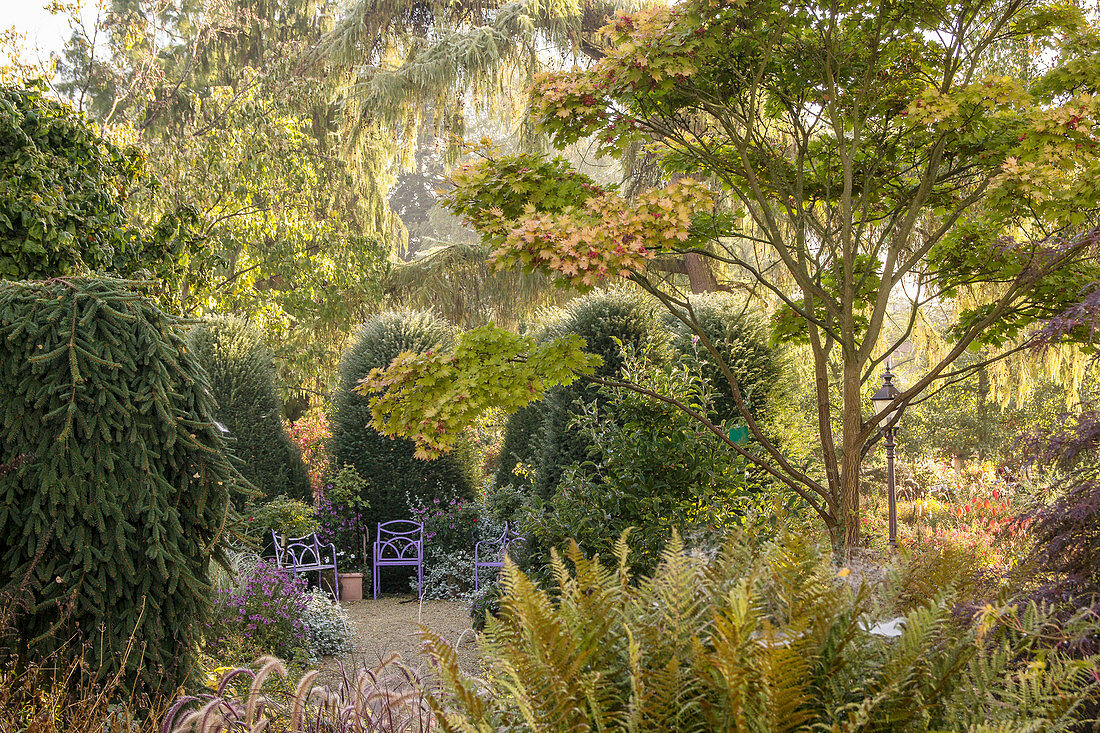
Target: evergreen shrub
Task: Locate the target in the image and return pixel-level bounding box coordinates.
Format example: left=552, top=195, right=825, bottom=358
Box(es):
left=329, top=310, right=473, bottom=531
left=492, top=402, right=545, bottom=493
left=530, top=289, right=661, bottom=498
left=662, top=293, right=781, bottom=423
left=0, top=278, right=240, bottom=692
left=245, top=495, right=317, bottom=541
left=186, top=318, right=311, bottom=502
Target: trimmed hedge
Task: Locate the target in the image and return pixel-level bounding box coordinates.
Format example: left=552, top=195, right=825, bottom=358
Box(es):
left=0, top=278, right=242, bottom=693
left=493, top=402, right=546, bottom=493
left=496, top=291, right=781, bottom=503
left=186, top=318, right=311, bottom=503
left=530, top=290, right=661, bottom=498
left=329, top=310, right=473, bottom=532
left=662, top=293, right=780, bottom=423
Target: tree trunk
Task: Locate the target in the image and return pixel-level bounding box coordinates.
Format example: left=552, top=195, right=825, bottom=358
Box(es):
left=839, top=359, right=864, bottom=548
left=683, top=252, right=719, bottom=293
left=651, top=253, right=721, bottom=293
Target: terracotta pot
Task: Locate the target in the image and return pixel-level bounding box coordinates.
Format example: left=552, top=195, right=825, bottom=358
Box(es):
left=338, top=572, right=363, bottom=602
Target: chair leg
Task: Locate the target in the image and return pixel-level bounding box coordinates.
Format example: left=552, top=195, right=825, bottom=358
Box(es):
left=418, top=563, right=423, bottom=599
left=373, top=564, right=378, bottom=600
left=333, top=566, right=340, bottom=602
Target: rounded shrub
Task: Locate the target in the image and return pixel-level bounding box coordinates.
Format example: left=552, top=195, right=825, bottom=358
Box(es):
left=301, top=588, right=353, bottom=657
left=531, top=289, right=663, bottom=498
left=186, top=318, right=311, bottom=503
left=661, top=293, right=781, bottom=424
left=329, top=310, right=473, bottom=532
left=0, top=278, right=242, bottom=693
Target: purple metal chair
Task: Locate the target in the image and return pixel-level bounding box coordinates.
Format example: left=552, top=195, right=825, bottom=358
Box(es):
left=474, top=524, right=525, bottom=591
left=271, top=530, right=340, bottom=600
left=372, top=520, right=424, bottom=599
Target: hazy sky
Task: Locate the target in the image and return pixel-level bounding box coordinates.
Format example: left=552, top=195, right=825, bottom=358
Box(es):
left=2, top=1, right=97, bottom=65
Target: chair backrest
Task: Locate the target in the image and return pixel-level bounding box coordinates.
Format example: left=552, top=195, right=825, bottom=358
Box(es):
left=375, top=520, right=423, bottom=560
left=503, top=529, right=525, bottom=557
left=476, top=524, right=525, bottom=564
left=272, top=530, right=326, bottom=569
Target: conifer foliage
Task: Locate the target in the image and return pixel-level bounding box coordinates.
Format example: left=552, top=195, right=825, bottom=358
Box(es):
left=330, top=310, right=473, bottom=531
left=530, top=289, right=659, bottom=498
left=0, top=278, right=241, bottom=692
left=186, top=318, right=311, bottom=503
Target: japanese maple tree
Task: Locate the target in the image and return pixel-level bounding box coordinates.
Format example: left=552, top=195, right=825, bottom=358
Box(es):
left=364, top=0, right=1100, bottom=548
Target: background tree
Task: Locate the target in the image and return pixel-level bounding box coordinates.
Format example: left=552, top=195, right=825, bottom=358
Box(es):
left=0, top=82, right=199, bottom=282
left=324, top=0, right=728, bottom=295
left=186, top=318, right=312, bottom=503
left=50, top=0, right=398, bottom=397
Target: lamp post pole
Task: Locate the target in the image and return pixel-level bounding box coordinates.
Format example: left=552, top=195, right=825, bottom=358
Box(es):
left=886, top=425, right=897, bottom=551
left=872, top=364, right=902, bottom=552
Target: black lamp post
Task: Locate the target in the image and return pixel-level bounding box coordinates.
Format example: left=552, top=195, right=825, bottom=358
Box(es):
left=871, top=365, right=903, bottom=550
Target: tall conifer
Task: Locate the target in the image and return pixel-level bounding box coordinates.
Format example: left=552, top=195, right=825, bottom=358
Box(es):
left=0, top=278, right=242, bottom=692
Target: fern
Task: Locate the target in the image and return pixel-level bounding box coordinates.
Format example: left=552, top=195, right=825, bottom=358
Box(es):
left=419, top=532, right=1100, bottom=732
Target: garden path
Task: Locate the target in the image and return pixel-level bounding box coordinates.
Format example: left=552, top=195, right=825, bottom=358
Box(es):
left=318, top=596, right=481, bottom=683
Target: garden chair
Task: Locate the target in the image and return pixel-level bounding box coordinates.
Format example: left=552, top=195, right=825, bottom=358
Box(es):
left=473, top=524, right=525, bottom=591
left=373, top=520, right=424, bottom=599
left=271, top=530, right=340, bottom=600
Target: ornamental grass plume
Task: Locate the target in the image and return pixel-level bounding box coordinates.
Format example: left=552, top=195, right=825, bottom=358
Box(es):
left=163, top=654, right=435, bottom=732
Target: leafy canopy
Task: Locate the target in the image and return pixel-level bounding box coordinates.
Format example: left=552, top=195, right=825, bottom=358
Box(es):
left=446, top=153, right=715, bottom=289
left=401, top=0, right=1100, bottom=548
left=0, top=82, right=197, bottom=282
left=358, top=325, right=600, bottom=458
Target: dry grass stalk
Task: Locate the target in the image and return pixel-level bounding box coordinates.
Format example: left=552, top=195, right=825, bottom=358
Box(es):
left=163, top=654, right=436, bottom=732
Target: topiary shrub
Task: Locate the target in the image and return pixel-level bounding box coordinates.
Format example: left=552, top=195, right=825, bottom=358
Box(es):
left=186, top=318, right=311, bottom=503
left=493, top=402, right=545, bottom=494
left=661, top=293, right=781, bottom=424
left=531, top=289, right=663, bottom=498
left=329, top=310, right=473, bottom=533
left=0, top=278, right=241, bottom=693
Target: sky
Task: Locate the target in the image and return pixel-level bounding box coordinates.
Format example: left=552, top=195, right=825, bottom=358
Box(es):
left=1, top=0, right=97, bottom=67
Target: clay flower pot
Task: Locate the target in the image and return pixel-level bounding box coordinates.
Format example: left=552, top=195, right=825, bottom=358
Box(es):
left=338, top=572, right=363, bottom=602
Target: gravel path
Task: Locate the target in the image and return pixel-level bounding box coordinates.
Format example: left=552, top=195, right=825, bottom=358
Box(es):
left=318, top=595, right=481, bottom=683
